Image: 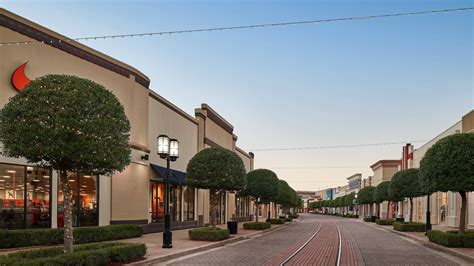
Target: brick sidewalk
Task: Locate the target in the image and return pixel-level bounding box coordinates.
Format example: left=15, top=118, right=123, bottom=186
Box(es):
left=369, top=222, right=474, bottom=263
left=124, top=221, right=286, bottom=261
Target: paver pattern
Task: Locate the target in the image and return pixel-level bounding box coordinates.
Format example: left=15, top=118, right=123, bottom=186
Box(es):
left=166, top=216, right=320, bottom=265
left=164, top=214, right=461, bottom=266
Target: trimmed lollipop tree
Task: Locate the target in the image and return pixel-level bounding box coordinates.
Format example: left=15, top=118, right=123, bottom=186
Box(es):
left=345, top=192, right=356, bottom=215
left=389, top=169, right=423, bottom=223
left=420, top=133, right=474, bottom=234
left=358, top=186, right=376, bottom=217
left=186, top=147, right=246, bottom=228
left=276, top=180, right=293, bottom=214
left=374, top=181, right=392, bottom=219
left=0, top=75, right=131, bottom=253
left=244, top=169, right=279, bottom=222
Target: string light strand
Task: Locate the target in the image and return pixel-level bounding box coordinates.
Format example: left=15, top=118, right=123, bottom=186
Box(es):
left=0, top=7, right=472, bottom=46
left=249, top=140, right=428, bottom=152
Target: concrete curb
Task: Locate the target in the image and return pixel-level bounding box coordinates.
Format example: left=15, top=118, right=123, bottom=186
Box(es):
left=135, top=220, right=298, bottom=265
left=370, top=223, right=474, bottom=264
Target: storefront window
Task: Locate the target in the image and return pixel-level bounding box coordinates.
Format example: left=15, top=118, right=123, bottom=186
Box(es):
left=170, top=185, right=181, bottom=222
left=150, top=181, right=164, bottom=222
left=211, top=193, right=226, bottom=224
left=58, top=172, right=98, bottom=227
left=26, top=167, right=51, bottom=228
left=236, top=195, right=250, bottom=219
left=0, top=164, right=51, bottom=230
left=183, top=187, right=194, bottom=221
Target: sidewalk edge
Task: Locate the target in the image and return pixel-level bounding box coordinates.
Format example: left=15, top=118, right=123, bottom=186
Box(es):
left=371, top=223, right=474, bottom=264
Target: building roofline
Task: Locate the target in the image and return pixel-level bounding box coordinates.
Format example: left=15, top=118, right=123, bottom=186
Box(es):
left=415, top=120, right=462, bottom=151
left=148, top=90, right=197, bottom=125
left=235, top=146, right=252, bottom=159
left=370, top=160, right=400, bottom=170
left=346, top=173, right=362, bottom=180
left=0, top=8, right=150, bottom=88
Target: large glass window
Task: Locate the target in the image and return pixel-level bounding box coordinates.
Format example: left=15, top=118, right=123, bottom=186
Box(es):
left=211, top=193, right=226, bottom=224
left=58, top=172, right=98, bottom=227
left=0, top=164, right=51, bottom=230
left=236, top=195, right=250, bottom=219
left=183, top=187, right=194, bottom=221
left=26, top=167, right=51, bottom=228
left=170, top=185, right=181, bottom=222
left=150, top=181, right=165, bottom=222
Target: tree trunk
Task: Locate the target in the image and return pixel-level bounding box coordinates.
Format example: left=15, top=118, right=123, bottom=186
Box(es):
left=209, top=189, right=217, bottom=229
left=409, top=197, right=413, bottom=223
left=268, top=203, right=271, bottom=220
left=255, top=202, right=259, bottom=222
left=386, top=201, right=390, bottom=220
left=60, top=170, right=74, bottom=253
left=460, top=192, right=467, bottom=234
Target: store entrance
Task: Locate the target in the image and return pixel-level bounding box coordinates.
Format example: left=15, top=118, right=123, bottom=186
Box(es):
left=150, top=181, right=164, bottom=222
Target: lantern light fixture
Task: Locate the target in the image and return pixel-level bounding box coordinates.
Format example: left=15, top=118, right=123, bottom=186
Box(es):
left=169, top=139, right=179, bottom=161
left=157, top=135, right=170, bottom=158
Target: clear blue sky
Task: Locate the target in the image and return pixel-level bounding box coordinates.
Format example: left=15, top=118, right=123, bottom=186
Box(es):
left=2, top=0, right=472, bottom=190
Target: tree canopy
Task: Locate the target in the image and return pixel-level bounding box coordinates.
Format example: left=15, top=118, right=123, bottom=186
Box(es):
left=345, top=192, right=356, bottom=206
left=0, top=74, right=131, bottom=174
left=419, top=133, right=474, bottom=194
left=374, top=181, right=391, bottom=203
left=389, top=169, right=423, bottom=200
left=276, top=180, right=293, bottom=207
left=186, top=147, right=247, bottom=192
left=0, top=75, right=131, bottom=253
left=357, top=186, right=376, bottom=204
left=419, top=133, right=474, bottom=233
left=244, top=169, right=279, bottom=203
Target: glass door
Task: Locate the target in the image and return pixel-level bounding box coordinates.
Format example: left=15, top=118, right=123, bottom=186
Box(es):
left=150, top=181, right=164, bottom=222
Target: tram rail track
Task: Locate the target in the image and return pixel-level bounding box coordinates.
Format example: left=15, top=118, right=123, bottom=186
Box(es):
left=280, top=218, right=343, bottom=266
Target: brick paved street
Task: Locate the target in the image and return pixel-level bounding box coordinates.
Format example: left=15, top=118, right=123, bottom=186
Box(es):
left=163, top=214, right=464, bottom=265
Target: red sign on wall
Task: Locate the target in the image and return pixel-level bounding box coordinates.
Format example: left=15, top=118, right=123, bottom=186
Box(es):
left=11, top=62, right=31, bottom=91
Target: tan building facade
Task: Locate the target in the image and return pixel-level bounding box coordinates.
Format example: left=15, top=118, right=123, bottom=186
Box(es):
left=407, top=113, right=474, bottom=228
left=370, top=160, right=400, bottom=219
left=0, top=8, right=254, bottom=232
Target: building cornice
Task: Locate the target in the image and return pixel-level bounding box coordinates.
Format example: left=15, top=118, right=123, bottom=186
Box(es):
left=149, top=91, right=198, bottom=125
left=0, top=8, right=150, bottom=88
left=370, top=160, right=400, bottom=170
left=200, top=104, right=234, bottom=134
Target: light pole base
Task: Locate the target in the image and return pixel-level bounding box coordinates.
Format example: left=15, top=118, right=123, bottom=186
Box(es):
left=162, top=231, right=173, bottom=248
left=163, top=213, right=173, bottom=248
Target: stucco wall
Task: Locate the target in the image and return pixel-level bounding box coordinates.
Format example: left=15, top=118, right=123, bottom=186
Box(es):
left=0, top=27, right=150, bottom=151
left=148, top=93, right=198, bottom=172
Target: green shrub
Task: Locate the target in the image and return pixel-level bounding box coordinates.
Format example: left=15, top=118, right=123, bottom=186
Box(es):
left=188, top=227, right=230, bottom=241
left=266, top=218, right=285, bottom=224
left=376, top=219, right=394, bottom=225
left=279, top=215, right=286, bottom=219
left=392, top=222, right=425, bottom=232
left=428, top=230, right=474, bottom=248
left=363, top=217, right=372, bottom=222
left=288, top=214, right=299, bottom=219
left=243, top=222, right=271, bottom=230
left=285, top=218, right=293, bottom=222
left=346, top=214, right=359, bottom=218
left=0, top=242, right=146, bottom=265
left=0, top=225, right=144, bottom=249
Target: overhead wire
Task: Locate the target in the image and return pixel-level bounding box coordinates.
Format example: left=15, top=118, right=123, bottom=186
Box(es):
left=0, top=7, right=472, bottom=46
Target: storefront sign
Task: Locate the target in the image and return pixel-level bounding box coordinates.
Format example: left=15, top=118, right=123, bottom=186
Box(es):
left=11, top=62, right=31, bottom=91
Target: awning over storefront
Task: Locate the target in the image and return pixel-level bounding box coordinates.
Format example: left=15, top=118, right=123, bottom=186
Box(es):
left=150, top=164, right=186, bottom=185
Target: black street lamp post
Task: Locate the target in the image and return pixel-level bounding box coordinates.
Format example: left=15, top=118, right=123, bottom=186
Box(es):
left=157, top=135, right=179, bottom=249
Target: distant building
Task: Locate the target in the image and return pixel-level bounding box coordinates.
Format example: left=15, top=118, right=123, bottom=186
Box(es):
left=346, top=173, right=362, bottom=194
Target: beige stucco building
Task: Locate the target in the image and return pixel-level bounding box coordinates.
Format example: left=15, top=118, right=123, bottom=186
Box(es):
left=406, top=110, right=473, bottom=228
left=0, top=8, right=255, bottom=232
